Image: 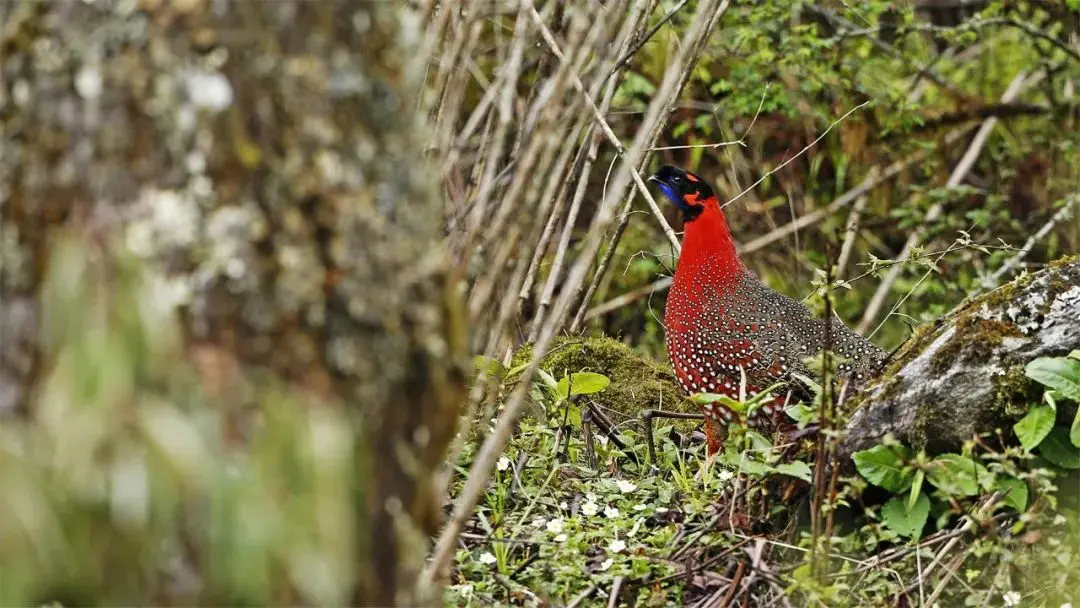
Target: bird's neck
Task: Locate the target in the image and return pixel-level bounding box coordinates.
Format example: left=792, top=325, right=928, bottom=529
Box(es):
left=676, top=202, right=744, bottom=286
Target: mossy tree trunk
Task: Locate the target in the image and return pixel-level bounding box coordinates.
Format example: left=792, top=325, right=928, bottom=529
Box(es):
left=1, top=1, right=466, bottom=605
left=842, top=257, right=1080, bottom=455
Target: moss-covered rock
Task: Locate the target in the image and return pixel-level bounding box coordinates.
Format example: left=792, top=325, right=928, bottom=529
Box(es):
left=843, top=258, right=1080, bottom=455
left=511, top=336, right=695, bottom=428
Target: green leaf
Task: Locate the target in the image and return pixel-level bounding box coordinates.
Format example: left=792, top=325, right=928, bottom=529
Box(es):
left=691, top=392, right=746, bottom=415
left=1069, top=350, right=1080, bottom=361
left=852, top=444, right=913, bottom=492
left=1071, top=408, right=1080, bottom=448
left=1038, top=426, right=1080, bottom=469
left=993, top=475, right=1029, bottom=512
left=775, top=461, right=812, bottom=483
left=908, top=469, right=925, bottom=511
left=537, top=369, right=559, bottom=393
left=925, top=453, right=986, bottom=497
left=785, top=402, right=817, bottom=426
left=1025, top=357, right=1080, bottom=402
left=1013, top=405, right=1056, bottom=451
left=565, top=372, right=610, bottom=396
left=882, top=492, right=930, bottom=538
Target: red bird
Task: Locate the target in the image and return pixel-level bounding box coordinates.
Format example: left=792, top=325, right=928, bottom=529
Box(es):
left=648, top=165, right=886, bottom=454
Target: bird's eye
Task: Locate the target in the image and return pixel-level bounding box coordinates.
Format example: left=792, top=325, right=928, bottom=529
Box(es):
left=672, top=176, right=682, bottom=184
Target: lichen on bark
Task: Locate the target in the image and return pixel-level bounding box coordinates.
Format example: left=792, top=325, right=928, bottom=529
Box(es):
left=842, top=258, right=1080, bottom=455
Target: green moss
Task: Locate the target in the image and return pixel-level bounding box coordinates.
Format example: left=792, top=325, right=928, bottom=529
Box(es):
left=991, top=364, right=1037, bottom=419
left=510, top=336, right=694, bottom=424
left=929, top=315, right=1022, bottom=374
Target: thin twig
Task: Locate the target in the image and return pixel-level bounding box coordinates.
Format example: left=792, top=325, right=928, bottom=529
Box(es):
left=720, top=101, right=871, bottom=210
left=424, top=0, right=730, bottom=583
left=857, top=70, right=1038, bottom=334
left=983, top=192, right=1079, bottom=289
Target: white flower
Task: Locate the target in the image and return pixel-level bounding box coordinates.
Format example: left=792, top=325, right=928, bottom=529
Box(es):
left=497, top=456, right=510, bottom=472
left=718, top=469, right=734, bottom=481
left=604, top=506, right=621, bottom=519
left=656, top=507, right=669, bottom=514
left=559, top=501, right=569, bottom=509
left=581, top=501, right=599, bottom=517
left=609, top=539, right=626, bottom=553
left=586, top=492, right=598, bottom=502
left=1060, top=603, right=1072, bottom=608
left=546, top=518, right=565, bottom=534
left=597, top=435, right=609, bottom=447
left=597, top=558, right=614, bottom=572
left=479, top=552, right=497, bottom=565
left=1003, top=591, right=1022, bottom=607
left=616, top=479, right=638, bottom=493
left=633, top=504, right=648, bottom=511
left=1053, top=514, right=1068, bottom=526
left=554, top=533, right=567, bottom=543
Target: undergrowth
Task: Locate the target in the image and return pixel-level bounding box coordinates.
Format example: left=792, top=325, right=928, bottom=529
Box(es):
left=448, top=352, right=1080, bottom=607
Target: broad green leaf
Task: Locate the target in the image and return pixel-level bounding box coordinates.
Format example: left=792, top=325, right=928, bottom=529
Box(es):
left=1069, top=350, right=1080, bottom=361
left=993, top=475, right=1029, bottom=512
left=1072, top=408, right=1080, bottom=448
left=565, top=372, right=610, bottom=396
left=852, top=444, right=913, bottom=492
left=882, top=492, right=930, bottom=538
left=1014, top=405, right=1056, bottom=451
left=1038, top=426, right=1080, bottom=469
left=1025, top=357, right=1080, bottom=402
left=775, top=461, right=812, bottom=483
left=925, top=453, right=986, bottom=497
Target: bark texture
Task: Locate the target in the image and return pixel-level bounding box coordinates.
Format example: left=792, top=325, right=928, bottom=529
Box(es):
left=1, top=1, right=466, bottom=605
left=842, top=257, right=1080, bottom=455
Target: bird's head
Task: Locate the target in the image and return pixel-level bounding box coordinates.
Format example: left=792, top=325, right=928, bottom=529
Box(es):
left=647, top=164, right=716, bottom=222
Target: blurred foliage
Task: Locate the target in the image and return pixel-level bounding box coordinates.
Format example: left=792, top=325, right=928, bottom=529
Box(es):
left=0, top=233, right=358, bottom=606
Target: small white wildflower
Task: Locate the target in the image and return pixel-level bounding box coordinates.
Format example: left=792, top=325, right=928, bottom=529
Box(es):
left=559, top=501, right=569, bottom=509
left=1061, top=603, right=1072, bottom=608
left=656, top=507, right=669, bottom=514
left=609, top=539, right=626, bottom=553
left=497, top=456, right=510, bottom=472
left=586, top=492, right=598, bottom=502
left=531, top=517, right=547, bottom=528
left=581, top=501, right=599, bottom=517
left=628, top=517, right=644, bottom=538
left=718, top=469, right=734, bottom=482
left=616, top=479, right=638, bottom=493
left=478, top=552, right=497, bottom=565
left=597, top=435, right=609, bottom=447
left=604, top=506, right=621, bottom=519
left=1053, top=514, right=1068, bottom=526
left=598, top=558, right=614, bottom=572
left=554, top=533, right=567, bottom=543
left=1003, top=591, right=1021, bottom=607
left=546, top=518, right=564, bottom=534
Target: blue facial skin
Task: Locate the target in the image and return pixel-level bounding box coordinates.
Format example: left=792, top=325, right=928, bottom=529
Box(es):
left=656, top=182, right=690, bottom=211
